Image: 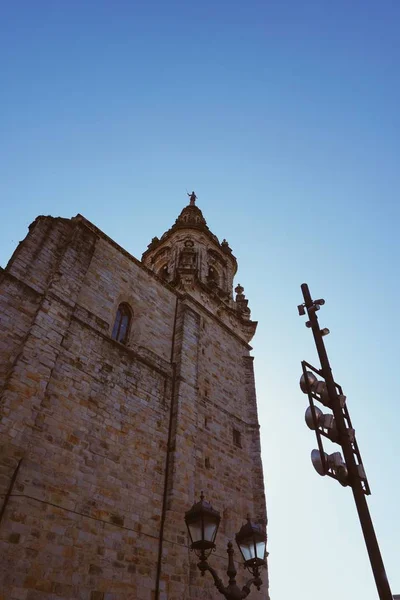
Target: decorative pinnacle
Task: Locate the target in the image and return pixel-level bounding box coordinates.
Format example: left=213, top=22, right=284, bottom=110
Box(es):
left=187, top=190, right=197, bottom=206
left=235, top=284, right=244, bottom=295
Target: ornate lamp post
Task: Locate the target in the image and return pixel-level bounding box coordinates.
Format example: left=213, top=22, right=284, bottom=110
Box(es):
left=185, top=493, right=267, bottom=599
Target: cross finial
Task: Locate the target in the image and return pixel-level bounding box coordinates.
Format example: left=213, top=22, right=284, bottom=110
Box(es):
left=187, top=190, right=197, bottom=205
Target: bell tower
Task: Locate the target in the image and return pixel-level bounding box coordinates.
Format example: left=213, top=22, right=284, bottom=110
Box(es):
left=140, top=193, right=268, bottom=597
left=142, top=193, right=256, bottom=344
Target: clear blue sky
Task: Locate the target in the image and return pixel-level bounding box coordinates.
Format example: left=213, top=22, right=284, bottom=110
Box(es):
left=1, top=2, right=399, bottom=599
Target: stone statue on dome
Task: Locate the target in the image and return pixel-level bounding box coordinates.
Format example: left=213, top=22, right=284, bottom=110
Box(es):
left=187, top=191, right=197, bottom=206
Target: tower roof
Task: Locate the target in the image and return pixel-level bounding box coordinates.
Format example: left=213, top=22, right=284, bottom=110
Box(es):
left=168, top=203, right=217, bottom=241
left=142, top=194, right=237, bottom=269
left=140, top=192, right=255, bottom=341
left=176, top=203, right=207, bottom=228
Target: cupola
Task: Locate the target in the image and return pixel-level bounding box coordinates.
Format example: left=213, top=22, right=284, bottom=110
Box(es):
left=141, top=192, right=257, bottom=342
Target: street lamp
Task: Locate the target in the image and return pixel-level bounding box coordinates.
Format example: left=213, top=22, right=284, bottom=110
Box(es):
left=184, top=491, right=221, bottom=559
left=235, top=517, right=266, bottom=588
left=185, top=493, right=267, bottom=599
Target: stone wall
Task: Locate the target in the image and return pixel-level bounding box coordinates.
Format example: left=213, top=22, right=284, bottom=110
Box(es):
left=0, top=214, right=268, bottom=600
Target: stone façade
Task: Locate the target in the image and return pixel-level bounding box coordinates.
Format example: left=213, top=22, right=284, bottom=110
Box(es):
left=0, top=200, right=268, bottom=600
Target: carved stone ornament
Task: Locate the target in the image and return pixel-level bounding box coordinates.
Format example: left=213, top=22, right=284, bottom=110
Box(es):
left=179, top=274, right=195, bottom=290
left=200, top=292, right=212, bottom=307
left=235, top=284, right=244, bottom=298
left=179, top=248, right=196, bottom=268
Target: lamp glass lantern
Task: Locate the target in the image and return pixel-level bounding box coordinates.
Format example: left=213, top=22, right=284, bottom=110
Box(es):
left=235, top=518, right=267, bottom=572
left=184, top=493, right=221, bottom=558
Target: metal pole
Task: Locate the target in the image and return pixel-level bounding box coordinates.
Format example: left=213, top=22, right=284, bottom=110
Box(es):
left=301, top=283, right=392, bottom=600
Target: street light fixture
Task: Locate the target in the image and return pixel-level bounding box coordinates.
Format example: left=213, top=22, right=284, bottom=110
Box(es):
left=185, top=493, right=267, bottom=599
left=184, top=491, right=220, bottom=559
left=305, top=405, right=333, bottom=430
left=300, top=371, right=346, bottom=408
left=298, top=283, right=393, bottom=600
left=235, top=517, right=267, bottom=589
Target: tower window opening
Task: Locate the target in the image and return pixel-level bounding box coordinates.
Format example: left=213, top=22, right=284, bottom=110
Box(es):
left=159, top=264, right=169, bottom=280
left=233, top=428, right=242, bottom=448
left=111, top=303, right=132, bottom=345
left=207, top=266, right=219, bottom=287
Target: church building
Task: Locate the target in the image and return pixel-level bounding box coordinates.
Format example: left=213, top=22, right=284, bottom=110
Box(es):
left=0, top=194, right=268, bottom=599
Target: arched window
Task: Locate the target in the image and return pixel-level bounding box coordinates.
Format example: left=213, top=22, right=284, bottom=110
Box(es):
left=111, top=303, right=132, bottom=345
left=158, top=264, right=169, bottom=280
left=207, top=266, right=219, bottom=288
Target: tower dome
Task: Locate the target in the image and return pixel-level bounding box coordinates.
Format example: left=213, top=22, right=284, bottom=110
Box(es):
left=141, top=192, right=256, bottom=343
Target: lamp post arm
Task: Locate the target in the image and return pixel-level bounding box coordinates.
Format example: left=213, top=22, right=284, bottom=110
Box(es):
left=243, top=574, right=263, bottom=593
left=197, top=559, right=254, bottom=599
left=198, top=560, right=227, bottom=595
left=241, top=580, right=254, bottom=597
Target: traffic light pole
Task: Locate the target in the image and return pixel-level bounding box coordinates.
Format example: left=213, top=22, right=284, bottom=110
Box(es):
left=301, top=283, right=392, bottom=600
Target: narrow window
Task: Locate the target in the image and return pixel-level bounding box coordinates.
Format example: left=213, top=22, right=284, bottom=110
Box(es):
left=111, top=303, right=132, bottom=345
left=205, top=457, right=211, bottom=469
left=159, top=264, right=169, bottom=280
left=233, top=429, right=242, bottom=448
left=207, top=266, right=219, bottom=287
